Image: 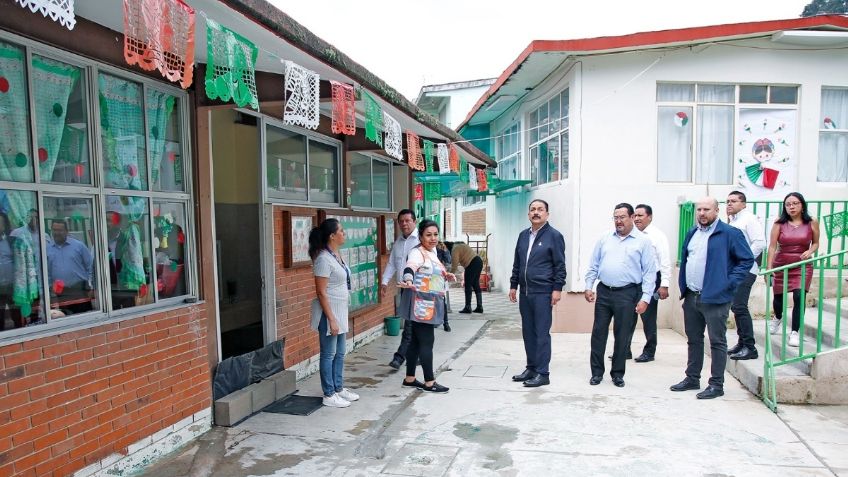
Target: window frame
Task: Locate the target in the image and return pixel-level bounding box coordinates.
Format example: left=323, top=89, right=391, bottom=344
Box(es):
left=0, top=30, right=197, bottom=342
left=818, top=86, right=848, bottom=183
left=348, top=152, right=394, bottom=211
left=527, top=89, right=569, bottom=187
left=496, top=123, right=522, bottom=182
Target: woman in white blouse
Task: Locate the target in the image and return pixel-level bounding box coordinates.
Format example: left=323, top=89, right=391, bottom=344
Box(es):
left=309, top=218, right=360, bottom=408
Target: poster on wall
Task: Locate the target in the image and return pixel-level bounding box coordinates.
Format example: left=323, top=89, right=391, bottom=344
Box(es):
left=736, top=109, right=796, bottom=200
left=384, top=216, right=395, bottom=253
left=290, top=216, right=313, bottom=264
left=327, top=214, right=378, bottom=311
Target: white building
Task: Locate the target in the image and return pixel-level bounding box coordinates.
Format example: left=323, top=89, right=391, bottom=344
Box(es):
left=457, top=16, right=848, bottom=331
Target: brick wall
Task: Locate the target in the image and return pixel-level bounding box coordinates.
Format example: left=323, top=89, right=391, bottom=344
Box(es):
left=272, top=207, right=395, bottom=368
left=462, top=209, right=486, bottom=236
left=0, top=305, right=210, bottom=477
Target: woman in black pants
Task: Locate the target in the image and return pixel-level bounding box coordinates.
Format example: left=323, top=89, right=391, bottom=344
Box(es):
left=448, top=242, right=483, bottom=313
left=399, top=220, right=456, bottom=393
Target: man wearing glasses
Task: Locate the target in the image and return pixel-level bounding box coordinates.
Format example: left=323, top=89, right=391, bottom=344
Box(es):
left=726, top=191, right=765, bottom=360
left=584, top=203, right=656, bottom=388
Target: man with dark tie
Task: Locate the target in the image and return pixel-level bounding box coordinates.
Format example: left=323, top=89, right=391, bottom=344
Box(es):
left=584, top=203, right=656, bottom=388
left=509, top=199, right=566, bottom=388
left=671, top=197, right=754, bottom=399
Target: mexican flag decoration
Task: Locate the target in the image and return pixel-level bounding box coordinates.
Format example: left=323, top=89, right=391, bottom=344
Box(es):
left=204, top=18, right=259, bottom=109
left=283, top=60, right=320, bottom=130
left=363, top=91, right=383, bottom=146
left=383, top=112, right=403, bottom=160
left=406, top=132, right=425, bottom=171
left=448, top=143, right=460, bottom=172
left=330, top=80, right=355, bottom=135
left=477, top=169, right=488, bottom=192
left=123, top=0, right=196, bottom=88
left=674, top=111, right=689, bottom=127
left=422, top=139, right=434, bottom=172
left=467, top=164, right=478, bottom=190
left=436, top=143, right=449, bottom=174
left=16, top=0, right=76, bottom=30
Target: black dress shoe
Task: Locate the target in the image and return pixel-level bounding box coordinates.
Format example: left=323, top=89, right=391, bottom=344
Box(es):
left=730, top=347, right=758, bottom=360
left=589, top=376, right=603, bottom=385
left=608, top=353, right=633, bottom=360
left=612, top=377, right=625, bottom=388
left=727, top=342, right=744, bottom=355
left=473, top=307, right=484, bottom=313
left=458, top=307, right=472, bottom=314
left=523, top=374, right=550, bottom=387
left=696, top=385, right=724, bottom=399
left=669, top=378, right=700, bottom=392
left=388, top=357, right=404, bottom=369
left=512, top=369, right=538, bottom=382
left=443, top=323, right=451, bottom=332
left=634, top=353, right=654, bottom=363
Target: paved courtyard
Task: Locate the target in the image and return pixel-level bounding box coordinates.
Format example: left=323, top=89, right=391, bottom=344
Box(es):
left=142, top=291, right=848, bottom=476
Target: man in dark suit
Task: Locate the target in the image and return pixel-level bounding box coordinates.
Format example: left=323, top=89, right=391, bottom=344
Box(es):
left=509, top=199, right=566, bottom=387
left=671, top=197, right=754, bottom=399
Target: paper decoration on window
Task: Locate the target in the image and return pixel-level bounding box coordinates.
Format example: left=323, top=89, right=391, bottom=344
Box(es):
left=436, top=143, right=449, bottom=174
left=824, top=117, right=837, bottom=129
left=468, top=164, right=478, bottom=190
left=459, top=158, right=468, bottom=182
left=448, top=143, right=460, bottom=172
left=406, top=132, right=424, bottom=171
left=123, top=0, right=196, bottom=89
left=422, top=139, right=434, bottom=172
left=16, top=0, right=76, bottom=30
left=477, top=169, right=488, bottom=192
left=364, top=91, right=382, bottom=146
left=330, top=80, right=355, bottom=135
left=383, top=112, right=403, bottom=160
left=674, top=111, right=688, bottom=127
left=283, top=60, right=319, bottom=129
left=204, top=18, right=259, bottom=109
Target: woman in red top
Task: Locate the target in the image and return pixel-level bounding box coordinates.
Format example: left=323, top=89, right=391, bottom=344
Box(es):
left=766, top=192, right=820, bottom=347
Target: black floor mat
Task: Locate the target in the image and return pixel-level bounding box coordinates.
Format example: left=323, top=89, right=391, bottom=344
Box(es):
left=262, top=394, right=323, bottom=416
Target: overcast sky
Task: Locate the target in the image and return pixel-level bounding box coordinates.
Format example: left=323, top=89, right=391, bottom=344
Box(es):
left=270, top=0, right=810, bottom=101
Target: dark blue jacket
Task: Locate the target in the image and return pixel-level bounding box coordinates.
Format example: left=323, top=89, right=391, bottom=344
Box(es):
left=510, top=222, right=566, bottom=294
left=679, top=220, right=754, bottom=304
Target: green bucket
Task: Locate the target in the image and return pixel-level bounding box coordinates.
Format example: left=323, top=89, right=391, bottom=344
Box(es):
left=384, top=316, right=402, bottom=336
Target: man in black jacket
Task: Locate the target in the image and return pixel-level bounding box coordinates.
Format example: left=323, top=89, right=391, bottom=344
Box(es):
left=509, top=199, right=567, bottom=387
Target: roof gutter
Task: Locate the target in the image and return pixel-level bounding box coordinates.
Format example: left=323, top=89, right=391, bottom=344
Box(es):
left=220, top=0, right=496, bottom=167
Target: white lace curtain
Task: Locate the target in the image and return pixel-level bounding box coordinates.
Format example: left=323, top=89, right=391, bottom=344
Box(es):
left=819, top=88, right=848, bottom=182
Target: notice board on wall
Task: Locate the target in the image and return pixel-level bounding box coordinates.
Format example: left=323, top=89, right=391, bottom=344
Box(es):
left=327, top=214, right=378, bottom=311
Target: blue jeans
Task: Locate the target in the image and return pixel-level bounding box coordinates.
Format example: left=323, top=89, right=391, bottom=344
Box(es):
left=318, top=314, right=346, bottom=397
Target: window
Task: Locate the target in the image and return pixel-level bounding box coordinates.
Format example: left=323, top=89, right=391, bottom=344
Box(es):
left=0, top=35, right=194, bottom=338
left=265, top=124, right=340, bottom=204
left=462, top=195, right=484, bottom=207
left=496, top=123, right=521, bottom=181
left=657, top=83, right=798, bottom=184
left=529, top=89, right=569, bottom=186
left=818, top=87, right=848, bottom=182
left=350, top=153, right=392, bottom=210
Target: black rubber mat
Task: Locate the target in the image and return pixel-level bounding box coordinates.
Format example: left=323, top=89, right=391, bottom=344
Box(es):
left=262, top=394, right=323, bottom=416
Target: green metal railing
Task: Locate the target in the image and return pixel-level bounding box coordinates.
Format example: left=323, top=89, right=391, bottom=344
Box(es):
left=760, top=250, right=846, bottom=412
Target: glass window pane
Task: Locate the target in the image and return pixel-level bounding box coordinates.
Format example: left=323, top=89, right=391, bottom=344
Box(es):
left=43, top=196, right=98, bottom=316
left=657, top=83, right=694, bottom=102
left=1, top=190, right=46, bottom=329
left=545, top=136, right=560, bottom=182
left=770, top=86, right=798, bottom=104
left=105, top=195, right=152, bottom=310
left=0, top=41, right=34, bottom=183
left=350, top=153, right=371, bottom=208
left=266, top=126, right=307, bottom=201
left=697, top=84, right=735, bottom=103
left=695, top=105, right=734, bottom=184
left=153, top=201, right=187, bottom=299
left=821, top=88, right=848, bottom=130
left=537, top=102, right=549, bottom=140
left=561, top=91, right=569, bottom=129
left=818, top=132, right=848, bottom=182
left=148, top=90, right=184, bottom=191
left=561, top=133, right=569, bottom=180
left=530, top=146, right=539, bottom=186
left=33, top=55, right=90, bottom=184
left=549, top=96, right=560, bottom=133
left=739, top=85, right=767, bottom=104
left=99, top=74, right=148, bottom=190
left=308, top=140, right=338, bottom=204
left=529, top=110, right=538, bottom=144
left=372, top=160, right=390, bottom=209
left=657, top=106, right=693, bottom=182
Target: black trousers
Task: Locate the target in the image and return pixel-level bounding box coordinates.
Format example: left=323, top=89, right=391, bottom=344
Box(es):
left=406, top=321, right=435, bottom=381
left=731, top=272, right=757, bottom=349
left=464, top=256, right=483, bottom=309
left=774, top=289, right=803, bottom=332
left=590, top=284, right=639, bottom=379
left=519, top=292, right=553, bottom=375
left=393, top=289, right=413, bottom=362
left=628, top=272, right=660, bottom=357
left=683, top=290, right=730, bottom=388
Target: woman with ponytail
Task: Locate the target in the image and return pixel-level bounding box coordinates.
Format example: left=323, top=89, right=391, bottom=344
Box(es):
left=309, top=218, right=359, bottom=408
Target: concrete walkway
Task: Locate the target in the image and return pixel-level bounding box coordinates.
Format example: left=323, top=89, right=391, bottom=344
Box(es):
left=142, top=292, right=848, bottom=476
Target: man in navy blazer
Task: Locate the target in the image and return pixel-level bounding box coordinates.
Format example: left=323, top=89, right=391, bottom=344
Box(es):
left=509, top=199, right=567, bottom=387
left=670, top=197, right=754, bottom=399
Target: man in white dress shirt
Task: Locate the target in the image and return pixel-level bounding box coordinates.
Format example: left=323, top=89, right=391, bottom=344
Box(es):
left=726, top=191, right=765, bottom=360
left=628, top=204, right=671, bottom=363
left=381, top=209, right=420, bottom=369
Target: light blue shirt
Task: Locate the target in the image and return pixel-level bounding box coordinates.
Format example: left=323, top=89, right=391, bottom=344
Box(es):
left=47, top=237, right=94, bottom=288
left=685, top=219, right=719, bottom=291
left=584, top=228, right=657, bottom=303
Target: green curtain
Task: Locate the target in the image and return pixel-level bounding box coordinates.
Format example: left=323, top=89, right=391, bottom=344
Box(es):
left=32, top=55, right=79, bottom=184
left=0, top=41, right=36, bottom=223
left=145, top=90, right=175, bottom=186
left=115, top=196, right=147, bottom=291
left=99, top=74, right=146, bottom=191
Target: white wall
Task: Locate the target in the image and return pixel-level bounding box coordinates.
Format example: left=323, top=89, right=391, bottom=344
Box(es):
left=423, top=85, right=493, bottom=129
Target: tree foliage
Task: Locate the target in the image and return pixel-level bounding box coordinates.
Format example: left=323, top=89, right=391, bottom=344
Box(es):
left=801, top=0, right=848, bottom=16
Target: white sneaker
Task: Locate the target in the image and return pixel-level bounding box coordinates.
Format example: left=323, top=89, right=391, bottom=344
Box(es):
left=337, top=388, right=360, bottom=402
left=322, top=393, right=350, bottom=408
left=788, top=331, right=800, bottom=347
left=769, top=319, right=781, bottom=334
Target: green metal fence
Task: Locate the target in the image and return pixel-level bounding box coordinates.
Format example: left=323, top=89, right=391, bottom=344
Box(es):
left=760, top=250, right=846, bottom=412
